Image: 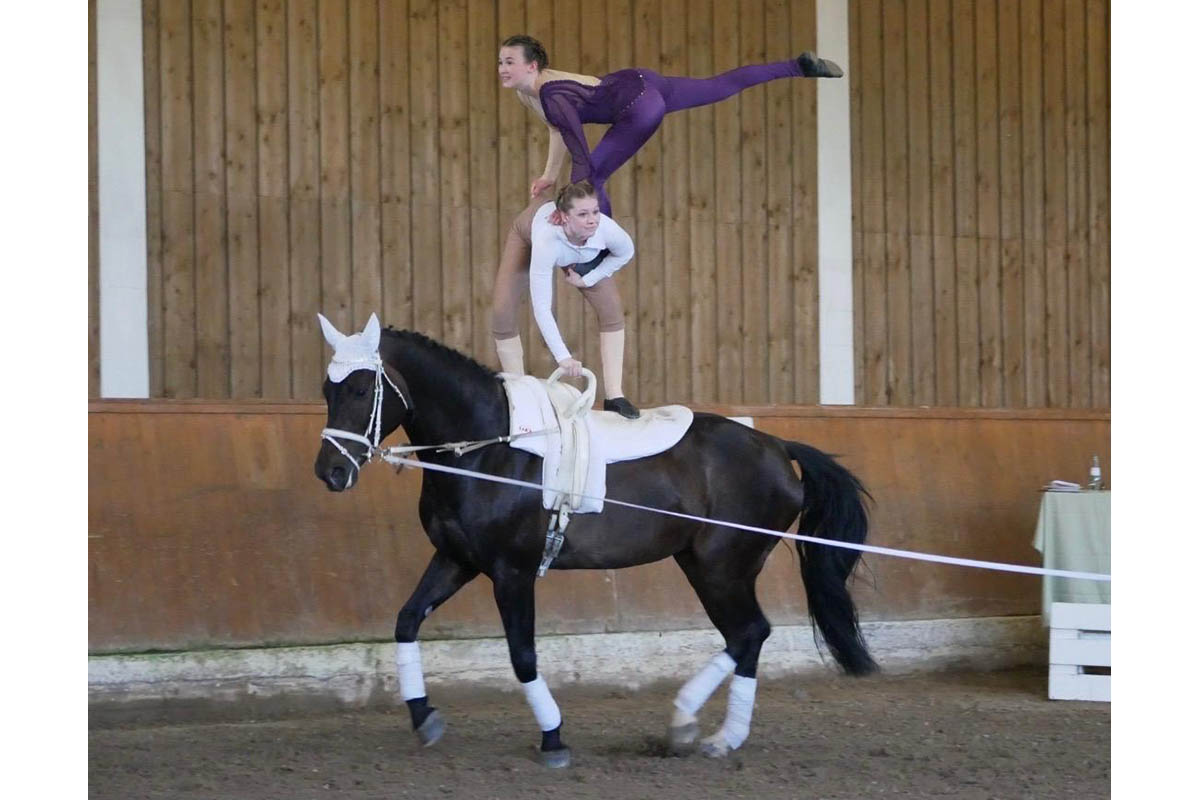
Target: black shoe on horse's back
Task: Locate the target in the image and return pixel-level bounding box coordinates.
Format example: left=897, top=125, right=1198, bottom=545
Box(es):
left=603, top=396, right=640, bottom=419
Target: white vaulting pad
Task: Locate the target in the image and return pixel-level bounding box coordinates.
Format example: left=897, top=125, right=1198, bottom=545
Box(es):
left=501, top=374, right=693, bottom=513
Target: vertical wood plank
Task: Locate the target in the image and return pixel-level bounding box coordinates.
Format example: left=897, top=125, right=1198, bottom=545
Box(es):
left=928, top=0, right=956, bottom=405
left=952, top=0, right=979, bottom=406
left=318, top=0, right=352, bottom=332
left=997, top=0, right=1025, bottom=407
left=256, top=0, right=291, bottom=398
left=764, top=0, right=793, bottom=403
left=607, top=0, right=638, bottom=399
left=1063, top=0, right=1090, bottom=407
left=469, top=0, right=500, bottom=364
left=349, top=0, right=383, bottom=329
left=142, top=0, right=165, bottom=396
left=497, top=0, right=528, bottom=221
left=1042, top=0, right=1068, bottom=407
left=634, top=0, right=664, bottom=405
left=686, top=0, right=716, bottom=403
left=380, top=0, right=413, bottom=332
left=1086, top=0, right=1109, bottom=407
left=849, top=0, right=863, bottom=403
left=738, top=0, right=767, bottom=404
left=438, top=0, right=471, bottom=354
left=224, top=0, right=261, bottom=397
left=906, top=0, right=935, bottom=405
left=409, top=0, right=442, bottom=338
left=975, top=0, right=1002, bottom=406
left=662, top=0, right=691, bottom=402
left=712, top=0, right=741, bottom=403
left=858, top=0, right=887, bottom=406
left=193, top=0, right=230, bottom=397
left=288, top=0, right=324, bottom=399
left=1020, top=0, right=1046, bottom=406
left=791, top=0, right=819, bottom=404
left=882, top=0, right=910, bottom=406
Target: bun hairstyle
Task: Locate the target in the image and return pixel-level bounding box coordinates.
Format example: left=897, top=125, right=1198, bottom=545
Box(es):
left=500, top=35, right=549, bottom=70
left=554, top=180, right=597, bottom=213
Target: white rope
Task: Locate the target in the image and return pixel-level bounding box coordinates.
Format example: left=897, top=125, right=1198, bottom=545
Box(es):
left=377, top=452, right=1112, bottom=583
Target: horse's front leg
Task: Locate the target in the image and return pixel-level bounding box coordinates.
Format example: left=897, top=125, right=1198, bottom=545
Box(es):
left=492, top=567, right=571, bottom=768
left=394, top=549, right=479, bottom=747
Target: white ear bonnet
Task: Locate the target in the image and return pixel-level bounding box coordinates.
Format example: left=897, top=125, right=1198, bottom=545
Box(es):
left=318, top=312, right=383, bottom=383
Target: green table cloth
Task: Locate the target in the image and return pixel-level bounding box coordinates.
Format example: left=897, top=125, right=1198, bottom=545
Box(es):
left=1032, top=490, right=1111, bottom=623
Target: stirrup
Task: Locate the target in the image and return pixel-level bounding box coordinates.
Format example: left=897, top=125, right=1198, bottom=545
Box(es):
left=537, top=506, right=570, bottom=577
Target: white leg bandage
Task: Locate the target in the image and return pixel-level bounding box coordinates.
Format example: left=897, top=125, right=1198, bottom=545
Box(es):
left=495, top=335, right=525, bottom=375
left=713, top=675, right=757, bottom=750
left=520, top=674, right=563, bottom=732
left=599, top=329, right=625, bottom=399
left=674, top=651, right=736, bottom=717
left=396, top=642, right=427, bottom=701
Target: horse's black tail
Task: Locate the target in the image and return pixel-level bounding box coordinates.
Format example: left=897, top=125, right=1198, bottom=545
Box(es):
left=784, top=440, right=878, bottom=676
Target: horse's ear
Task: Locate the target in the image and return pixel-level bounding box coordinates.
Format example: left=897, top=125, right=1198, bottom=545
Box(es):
left=317, top=313, right=344, bottom=348
left=363, top=313, right=381, bottom=351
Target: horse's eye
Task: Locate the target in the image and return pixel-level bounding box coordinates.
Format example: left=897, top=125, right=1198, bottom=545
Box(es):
left=353, top=386, right=368, bottom=398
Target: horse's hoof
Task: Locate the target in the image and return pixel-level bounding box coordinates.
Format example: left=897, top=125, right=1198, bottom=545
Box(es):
left=415, top=709, right=445, bottom=747
left=699, top=734, right=730, bottom=759
left=668, top=722, right=699, bottom=753
left=537, top=746, right=572, bottom=768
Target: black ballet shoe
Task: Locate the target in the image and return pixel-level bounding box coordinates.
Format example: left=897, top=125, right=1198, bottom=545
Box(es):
left=797, top=51, right=844, bottom=78
left=603, top=396, right=640, bottom=419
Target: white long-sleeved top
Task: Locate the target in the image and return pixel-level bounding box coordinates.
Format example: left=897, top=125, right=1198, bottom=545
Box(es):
left=529, top=202, right=634, bottom=363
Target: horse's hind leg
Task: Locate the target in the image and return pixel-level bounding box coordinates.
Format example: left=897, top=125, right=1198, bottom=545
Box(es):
left=671, top=546, right=773, bottom=758
left=492, top=568, right=572, bottom=768
left=394, top=550, right=479, bottom=747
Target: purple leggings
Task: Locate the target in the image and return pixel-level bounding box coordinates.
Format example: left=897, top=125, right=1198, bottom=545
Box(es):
left=581, top=60, right=801, bottom=215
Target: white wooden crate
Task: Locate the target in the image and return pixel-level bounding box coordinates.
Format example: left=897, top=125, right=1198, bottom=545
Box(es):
left=1048, top=602, right=1110, bottom=702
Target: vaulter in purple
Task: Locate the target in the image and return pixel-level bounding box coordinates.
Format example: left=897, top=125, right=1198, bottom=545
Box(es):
left=498, top=34, right=844, bottom=217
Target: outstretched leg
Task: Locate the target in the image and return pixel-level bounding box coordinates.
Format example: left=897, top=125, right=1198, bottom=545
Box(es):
left=492, top=567, right=571, bottom=767
left=649, top=53, right=842, bottom=115
left=671, top=543, right=774, bottom=758
left=394, top=549, right=479, bottom=746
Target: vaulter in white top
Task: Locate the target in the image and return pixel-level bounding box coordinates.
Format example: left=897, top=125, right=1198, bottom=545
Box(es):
left=528, top=190, right=634, bottom=365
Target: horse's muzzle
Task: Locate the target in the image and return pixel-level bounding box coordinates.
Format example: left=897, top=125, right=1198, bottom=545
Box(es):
left=315, top=451, right=356, bottom=492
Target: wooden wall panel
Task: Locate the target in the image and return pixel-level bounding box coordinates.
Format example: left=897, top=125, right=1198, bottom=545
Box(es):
left=287, top=0, right=323, bottom=400
left=790, top=0, right=819, bottom=404
left=849, top=0, right=1109, bottom=408
left=122, top=1, right=1107, bottom=408
left=89, top=401, right=1110, bottom=652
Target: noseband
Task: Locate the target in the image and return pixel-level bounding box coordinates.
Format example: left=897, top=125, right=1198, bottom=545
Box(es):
left=320, top=356, right=409, bottom=477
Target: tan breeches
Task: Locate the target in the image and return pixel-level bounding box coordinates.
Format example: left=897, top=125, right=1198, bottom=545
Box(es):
left=490, top=191, right=626, bottom=340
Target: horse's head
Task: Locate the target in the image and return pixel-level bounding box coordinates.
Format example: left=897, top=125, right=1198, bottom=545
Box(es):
left=313, top=313, right=411, bottom=492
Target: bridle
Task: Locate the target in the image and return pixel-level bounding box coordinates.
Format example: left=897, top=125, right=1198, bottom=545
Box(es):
left=320, top=354, right=410, bottom=481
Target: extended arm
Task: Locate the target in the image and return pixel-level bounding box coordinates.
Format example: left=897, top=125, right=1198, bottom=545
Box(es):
left=529, top=239, right=572, bottom=363
left=540, top=89, right=594, bottom=183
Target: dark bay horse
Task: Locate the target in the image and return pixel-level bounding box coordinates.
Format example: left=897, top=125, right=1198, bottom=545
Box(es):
left=313, top=317, right=876, bottom=766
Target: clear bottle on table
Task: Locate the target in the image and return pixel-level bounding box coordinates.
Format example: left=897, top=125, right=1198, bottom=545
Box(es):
left=1088, top=455, right=1102, bottom=490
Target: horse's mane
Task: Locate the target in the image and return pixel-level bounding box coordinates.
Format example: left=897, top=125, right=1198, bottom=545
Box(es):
left=383, top=327, right=498, bottom=385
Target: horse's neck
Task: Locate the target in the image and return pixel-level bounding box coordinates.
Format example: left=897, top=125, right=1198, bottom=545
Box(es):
left=387, top=337, right=505, bottom=445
